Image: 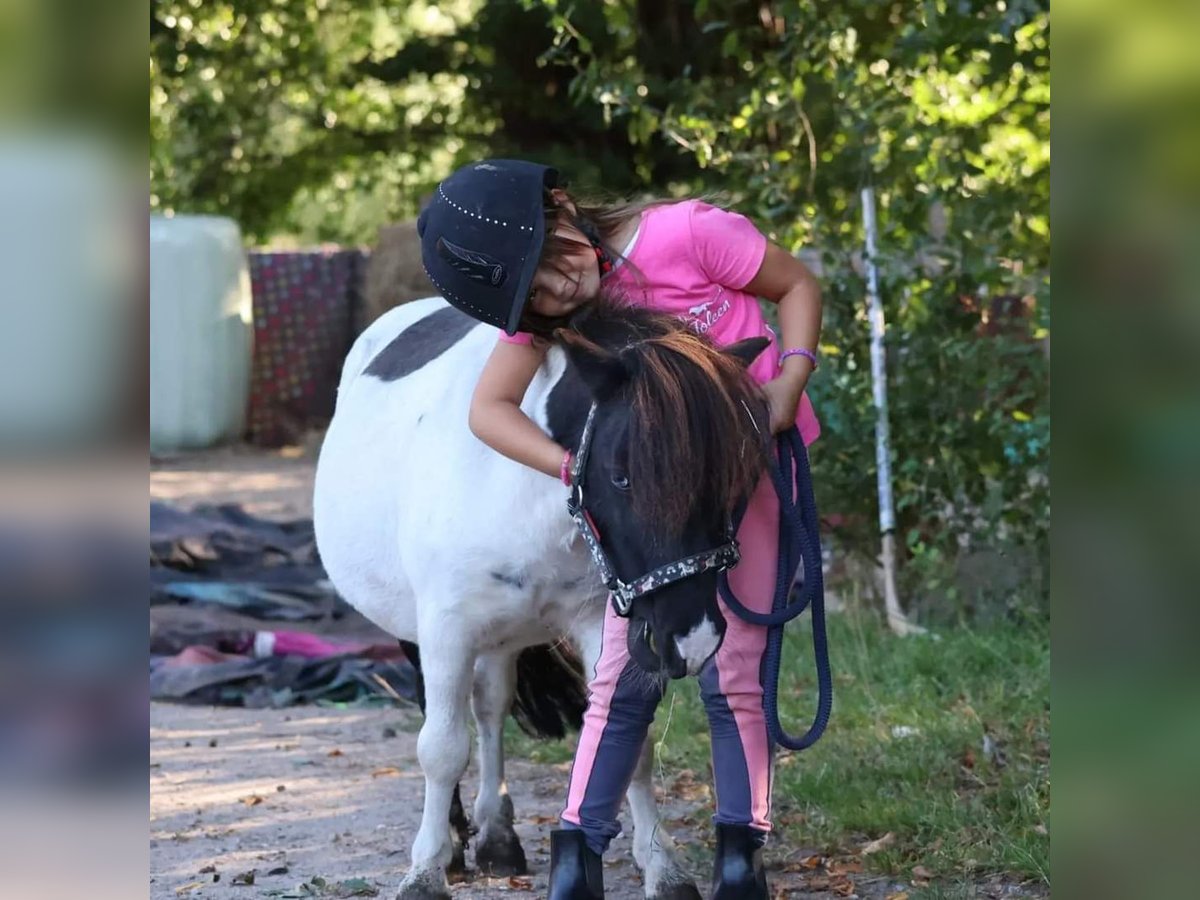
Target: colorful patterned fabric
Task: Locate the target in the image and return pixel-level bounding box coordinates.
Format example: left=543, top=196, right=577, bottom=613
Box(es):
left=246, top=250, right=366, bottom=447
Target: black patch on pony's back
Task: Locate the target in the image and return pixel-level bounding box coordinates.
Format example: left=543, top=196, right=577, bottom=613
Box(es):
left=511, top=644, right=587, bottom=739
left=365, top=305, right=479, bottom=382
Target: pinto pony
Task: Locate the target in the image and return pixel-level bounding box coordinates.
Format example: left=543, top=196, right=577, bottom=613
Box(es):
left=314, top=296, right=769, bottom=899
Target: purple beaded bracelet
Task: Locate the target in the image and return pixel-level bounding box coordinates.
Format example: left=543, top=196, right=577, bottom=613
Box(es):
left=779, top=347, right=819, bottom=370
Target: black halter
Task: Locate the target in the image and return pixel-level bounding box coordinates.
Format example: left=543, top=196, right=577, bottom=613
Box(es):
left=565, top=404, right=742, bottom=616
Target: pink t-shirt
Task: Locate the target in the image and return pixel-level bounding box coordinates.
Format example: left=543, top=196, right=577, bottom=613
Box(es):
left=501, top=200, right=819, bottom=445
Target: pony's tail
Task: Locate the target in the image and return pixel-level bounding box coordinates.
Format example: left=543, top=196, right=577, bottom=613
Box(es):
left=399, top=639, right=587, bottom=739
left=512, top=643, right=587, bottom=739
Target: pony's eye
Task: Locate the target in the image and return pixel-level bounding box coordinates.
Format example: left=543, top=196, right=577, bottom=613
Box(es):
left=611, top=473, right=630, bottom=491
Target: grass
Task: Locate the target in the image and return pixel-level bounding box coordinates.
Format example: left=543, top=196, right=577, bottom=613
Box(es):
left=507, top=607, right=1050, bottom=888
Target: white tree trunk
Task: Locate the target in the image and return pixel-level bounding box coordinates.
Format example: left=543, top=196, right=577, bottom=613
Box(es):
left=861, top=187, right=924, bottom=637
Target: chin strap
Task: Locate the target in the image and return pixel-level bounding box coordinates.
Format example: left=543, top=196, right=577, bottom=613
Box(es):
left=575, top=217, right=614, bottom=277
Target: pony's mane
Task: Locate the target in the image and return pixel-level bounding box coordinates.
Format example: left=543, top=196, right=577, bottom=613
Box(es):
left=555, top=295, right=770, bottom=536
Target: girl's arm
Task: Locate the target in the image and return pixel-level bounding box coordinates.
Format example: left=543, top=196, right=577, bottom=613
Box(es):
left=469, top=338, right=568, bottom=479
left=744, top=244, right=823, bottom=432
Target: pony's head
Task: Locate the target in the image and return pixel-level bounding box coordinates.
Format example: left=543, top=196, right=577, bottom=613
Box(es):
left=556, top=298, right=771, bottom=679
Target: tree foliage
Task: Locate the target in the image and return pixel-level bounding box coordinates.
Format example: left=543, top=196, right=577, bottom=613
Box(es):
left=150, top=0, right=699, bottom=243
left=151, top=0, right=1050, bottom=614
left=537, top=0, right=1050, bottom=613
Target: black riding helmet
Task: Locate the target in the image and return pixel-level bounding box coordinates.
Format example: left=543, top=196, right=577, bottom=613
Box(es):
left=417, top=159, right=558, bottom=335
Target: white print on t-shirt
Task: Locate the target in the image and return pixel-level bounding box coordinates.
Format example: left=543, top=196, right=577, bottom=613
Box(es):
left=684, top=288, right=730, bottom=335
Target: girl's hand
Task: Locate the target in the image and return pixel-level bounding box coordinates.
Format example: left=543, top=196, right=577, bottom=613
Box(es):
left=760, top=372, right=808, bottom=434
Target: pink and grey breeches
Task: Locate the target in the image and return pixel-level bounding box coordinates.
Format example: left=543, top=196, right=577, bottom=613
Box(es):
left=560, top=474, right=781, bottom=855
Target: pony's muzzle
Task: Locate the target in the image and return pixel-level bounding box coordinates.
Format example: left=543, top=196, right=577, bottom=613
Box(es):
left=627, top=616, right=721, bottom=680
left=673, top=615, right=722, bottom=675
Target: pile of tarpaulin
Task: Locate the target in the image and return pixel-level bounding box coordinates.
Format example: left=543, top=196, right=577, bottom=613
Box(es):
left=150, top=502, right=419, bottom=708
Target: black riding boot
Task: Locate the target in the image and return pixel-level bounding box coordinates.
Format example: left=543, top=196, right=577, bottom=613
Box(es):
left=711, top=824, right=768, bottom=900
left=547, top=829, right=604, bottom=899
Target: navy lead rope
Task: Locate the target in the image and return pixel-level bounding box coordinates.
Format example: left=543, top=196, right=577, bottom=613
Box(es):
left=718, top=426, right=833, bottom=750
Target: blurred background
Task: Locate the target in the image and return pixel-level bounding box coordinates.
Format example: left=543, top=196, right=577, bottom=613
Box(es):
left=2, top=0, right=1196, bottom=897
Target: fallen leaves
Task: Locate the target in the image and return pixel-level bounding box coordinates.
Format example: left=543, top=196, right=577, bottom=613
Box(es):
left=778, top=853, right=825, bottom=872
left=829, top=858, right=863, bottom=875
left=669, top=768, right=712, bottom=802
left=777, top=852, right=864, bottom=896
left=264, top=875, right=380, bottom=897
left=239, top=794, right=265, bottom=806
left=861, top=832, right=896, bottom=855
left=796, top=874, right=857, bottom=895
left=174, top=882, right=206, bottom=895
left=370, top=766, right=401, bottom=778
left=911, top=864, right=933, bottom=886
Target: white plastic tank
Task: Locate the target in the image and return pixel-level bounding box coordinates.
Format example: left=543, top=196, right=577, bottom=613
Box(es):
left=149, top=215, right=253, bottom=453
left=0, top=137, right=134, bottom=451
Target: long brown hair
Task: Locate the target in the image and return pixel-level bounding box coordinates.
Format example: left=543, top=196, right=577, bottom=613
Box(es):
left=554, top=295, right=770, bottom=536
left=516, top=188, right=675, bottom=338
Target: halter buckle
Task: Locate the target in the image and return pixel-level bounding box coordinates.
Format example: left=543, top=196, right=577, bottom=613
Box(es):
left=566, top=484, right=583, bottom=516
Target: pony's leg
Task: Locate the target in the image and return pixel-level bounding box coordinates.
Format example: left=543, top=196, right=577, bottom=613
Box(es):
left=627, top=741, right=702, bottom=900
left=398, top=641, right=473, bottom=900
left=470, top=651, right=527, bottom=875
left=402, top=639, right=471, bottom=878
left=570, top=609, right=700, bottom=900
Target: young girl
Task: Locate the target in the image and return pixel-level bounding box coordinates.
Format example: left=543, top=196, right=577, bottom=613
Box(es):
left=417, top=159, right=822, bottom=899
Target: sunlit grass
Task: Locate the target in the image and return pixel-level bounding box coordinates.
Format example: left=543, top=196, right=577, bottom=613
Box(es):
left=508, top=608, right=1050, bottom=886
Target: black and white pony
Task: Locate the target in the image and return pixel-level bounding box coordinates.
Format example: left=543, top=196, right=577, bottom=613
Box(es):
left=314, top=296, right=770, bottom=899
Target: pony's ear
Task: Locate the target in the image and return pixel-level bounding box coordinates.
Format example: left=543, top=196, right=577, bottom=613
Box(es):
left=724, top=337, right=771, bottom=369
left=560, top=333, right=629, bottom=401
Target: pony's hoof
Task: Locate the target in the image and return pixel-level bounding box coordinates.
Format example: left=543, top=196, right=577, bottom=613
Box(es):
left=475, top=829, right=528, bottom=876
left=396, top=870, right=451, bottom=900
left=649, top=882, right=703, bottom=900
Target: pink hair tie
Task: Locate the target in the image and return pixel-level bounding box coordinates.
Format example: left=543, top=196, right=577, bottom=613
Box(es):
left=779, top=347, right=819, bottom=370
left=560, top=449, right=574, bottom=486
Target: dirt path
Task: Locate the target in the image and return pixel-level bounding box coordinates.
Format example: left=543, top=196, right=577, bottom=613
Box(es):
left=150, top=702, right=923, bottom=900
left=151, top=437, right=322, bottom=521
left=149, top=703, right=663, bottom=899
left=149, top=444, right=1036, bottom=899
left=150, top=444, right=717, bottom=898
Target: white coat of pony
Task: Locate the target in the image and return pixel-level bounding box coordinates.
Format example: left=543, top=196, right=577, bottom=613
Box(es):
left=313, top=297, right=694, bottom=900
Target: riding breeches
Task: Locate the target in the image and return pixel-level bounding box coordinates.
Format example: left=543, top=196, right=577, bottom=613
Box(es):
left=560, top=474, right=781, bottom=855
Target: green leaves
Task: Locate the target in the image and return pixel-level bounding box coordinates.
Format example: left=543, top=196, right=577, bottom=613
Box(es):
left=152, top=0, right=1049, bottom=612
left=539, top=0, right=1050, bottom=611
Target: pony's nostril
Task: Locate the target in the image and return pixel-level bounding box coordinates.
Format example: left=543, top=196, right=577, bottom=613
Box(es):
left=666, top=653, right=688, bottom=680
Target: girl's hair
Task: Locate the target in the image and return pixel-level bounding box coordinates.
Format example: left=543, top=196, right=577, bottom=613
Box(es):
left=515, top=188, right=674, bottom=338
